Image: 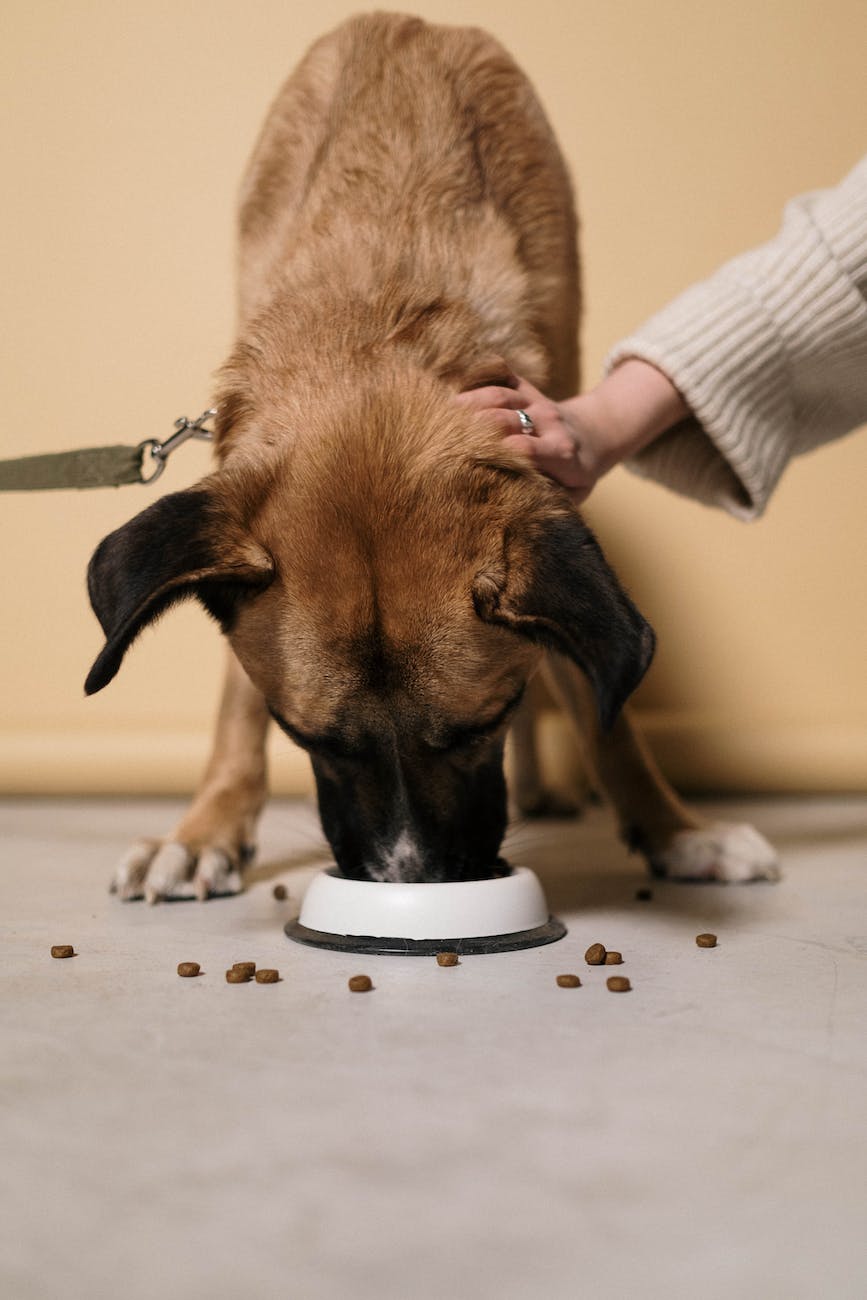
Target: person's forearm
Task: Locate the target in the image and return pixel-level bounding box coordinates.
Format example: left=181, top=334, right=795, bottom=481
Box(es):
left=560, top=360, right=690, bottom=478
left=600, top=157, right=867, bottom=517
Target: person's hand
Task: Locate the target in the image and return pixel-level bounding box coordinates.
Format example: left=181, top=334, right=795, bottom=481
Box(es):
left=455, top=361, right=690, bottom=505
left=455, top=375, right=604, bottom=505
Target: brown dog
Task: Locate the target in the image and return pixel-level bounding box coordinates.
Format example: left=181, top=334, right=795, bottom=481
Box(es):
left=85, top=14, right=779, bottom=898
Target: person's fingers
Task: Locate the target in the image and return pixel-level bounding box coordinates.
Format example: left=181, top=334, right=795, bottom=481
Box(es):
left=471, top=407, right=517, bottom=436
left=503, top=432, right=568, bottom=465
left=504, top=425, right=571, bottom=461
left=505, top=408, right=543, bottom=437
left=480, top=409, right=549, bottom=440
left=510, top=376, right=547, bottom=407
left=454, top=374, right=596, bottom=503
left=460, top=406, right=541, bottom=441
left=503, top=432, right=590, bottom=492
left=501, top=433, right=541, bottom=462
left=454, top=385, right=525, bottom=411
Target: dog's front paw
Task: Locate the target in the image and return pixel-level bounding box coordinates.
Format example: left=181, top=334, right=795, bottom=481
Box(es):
left=110, top=837, right=248, bottom=902
left=649, top=821, right=781, bottom=883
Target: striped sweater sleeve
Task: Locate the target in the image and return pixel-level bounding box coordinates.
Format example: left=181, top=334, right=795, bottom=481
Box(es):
left=604, top=154, right=867, bottom=519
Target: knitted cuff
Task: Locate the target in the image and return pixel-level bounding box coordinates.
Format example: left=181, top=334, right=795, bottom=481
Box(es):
left=605, top=265, right=793, bottom=520
left=604, top=155, right=867, bottom=520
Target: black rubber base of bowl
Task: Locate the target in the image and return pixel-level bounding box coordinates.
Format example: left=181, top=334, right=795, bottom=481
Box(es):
left=284, top=915, right=567, bottom=956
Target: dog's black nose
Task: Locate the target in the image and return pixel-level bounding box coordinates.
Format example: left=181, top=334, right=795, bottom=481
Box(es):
left=311, top=740, right=510, bottom=884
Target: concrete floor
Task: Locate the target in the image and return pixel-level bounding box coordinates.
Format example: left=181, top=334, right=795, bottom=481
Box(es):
left=2, top=795, right=866, bottom=1300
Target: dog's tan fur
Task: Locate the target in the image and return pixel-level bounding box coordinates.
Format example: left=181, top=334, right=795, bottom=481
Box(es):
left=86, top=14, right=779, bottom=896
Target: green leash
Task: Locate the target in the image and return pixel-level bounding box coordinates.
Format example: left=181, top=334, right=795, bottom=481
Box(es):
left=0, top=409, right=215, bottom=492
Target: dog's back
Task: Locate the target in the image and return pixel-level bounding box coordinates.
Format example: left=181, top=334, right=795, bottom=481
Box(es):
left=229, top=13, right=580, bottom=412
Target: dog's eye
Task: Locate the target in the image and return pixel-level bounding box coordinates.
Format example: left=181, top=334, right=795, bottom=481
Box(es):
left=268, top=707, right=362, bottom=761
left=442, top=730, right=495, bottom=756
left=426, top=730, right=488, bottom=757
left=432, top=687, right=525, bottom=754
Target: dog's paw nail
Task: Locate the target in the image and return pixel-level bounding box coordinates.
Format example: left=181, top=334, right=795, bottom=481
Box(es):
left=166, top=879, right=197, bottom=901
left=111, top=837, right=158, bottom=898
left=194, top=847, right=241, bottom=899
left=145, top=842, right=194, bottom=899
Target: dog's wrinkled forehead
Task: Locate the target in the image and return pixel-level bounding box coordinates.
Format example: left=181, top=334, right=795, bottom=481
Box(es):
left=220, top=430, right=536, bottom=729
left=229, top=563, right=536, bottom=744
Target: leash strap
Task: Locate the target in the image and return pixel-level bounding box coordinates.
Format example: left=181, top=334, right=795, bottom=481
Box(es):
left=0, top=444, right=146, bottom=492
left=0, top=409, right=215, bottom=492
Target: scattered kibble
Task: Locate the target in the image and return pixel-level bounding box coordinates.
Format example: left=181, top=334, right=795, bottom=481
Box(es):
left=232, top=962, right=256, bottom=978
left=584, top=943, right=606, bottom=965
left=556, top=974, right=581, bottom=988
left=255, top=969, right=280, bottom=984
left=348, top=975, right=373, bottom=992
left=604, top=952, right=623, bottom=965
left=272, top=884, right=288, bottom=901
left=436, top=952, right=459, bottom=967
left=635, top=888, right=653, bottom=901
left=606, top=976, right=631, bottom=992
left=50, top=945, right=74, bottom=959
left=176, top=962, right=201, bottom=977
left=696, top=933, right=718, bottom=948
left=226, top=968, right=250, bottom=984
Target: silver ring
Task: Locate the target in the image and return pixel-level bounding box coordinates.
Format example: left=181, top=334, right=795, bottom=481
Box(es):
left=516, top=409, right=535, bottom=434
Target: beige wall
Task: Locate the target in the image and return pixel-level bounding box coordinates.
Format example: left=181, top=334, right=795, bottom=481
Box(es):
left=2, top=0, right=865, bottom=796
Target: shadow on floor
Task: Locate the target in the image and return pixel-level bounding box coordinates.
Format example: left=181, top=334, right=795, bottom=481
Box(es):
left=504, top=816, right=776, bottom=923
left=247, top=847, right=330, bottom=886
left=536, top=863, right=780, bottom=924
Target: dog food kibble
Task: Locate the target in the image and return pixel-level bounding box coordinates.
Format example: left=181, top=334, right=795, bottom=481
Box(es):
left=232, top=962, right=256, bottom=978
left=50, top=945, right=75, bottom=959
left=255, top=969, right=279, bottom=983
left=604, top=952, right=623, bottom=965
left=606, top=976, right=631, bottom=992
left=636, top=888, right=653, bottom=901
left=584, top=943, right=606, bottom=965
left=177, top=962, right=200, bottom=977
left=348, top=975, right=373, bottom=993
left=272, top=884, right=288, bottom=901
left=556, top=974, right=581, bottom=988
left=225, top=968, right=250, bottom=984
left=436, top=952, right=459, bottom=967
left=696, top=933, right=718, bottom=948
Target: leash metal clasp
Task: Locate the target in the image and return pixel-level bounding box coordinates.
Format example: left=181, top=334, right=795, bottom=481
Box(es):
left=138, top=408, right=216, bottom=484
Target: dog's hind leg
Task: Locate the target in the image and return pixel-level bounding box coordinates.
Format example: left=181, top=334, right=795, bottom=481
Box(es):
left=111, top=648, right=270, bottom=901
left=542, top=654, right=780, bottom=882
left=508, top=677, right=592, bottom=818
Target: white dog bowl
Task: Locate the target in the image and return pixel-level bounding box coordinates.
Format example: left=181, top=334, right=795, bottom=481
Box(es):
left=285, top=866, right=566, bottom=955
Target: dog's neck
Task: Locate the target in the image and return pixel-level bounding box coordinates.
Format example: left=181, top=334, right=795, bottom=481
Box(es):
left=234, top=202, right=548, bottom=380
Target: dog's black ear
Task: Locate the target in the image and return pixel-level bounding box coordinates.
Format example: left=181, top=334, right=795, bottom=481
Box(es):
left=473, top=509, right=655, bottom=731
left=84, top=484, right=273, bottom=695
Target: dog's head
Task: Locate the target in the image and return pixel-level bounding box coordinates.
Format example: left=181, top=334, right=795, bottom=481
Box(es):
left=85, top=376, right=653, bottom=881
